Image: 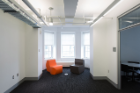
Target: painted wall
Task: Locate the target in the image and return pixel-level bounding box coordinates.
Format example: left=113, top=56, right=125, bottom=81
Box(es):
left=42, top=27, right=90, bottom=69
left=0, top=8, right=43, bottom=92
left=25, top=24, right=38, bottom=77
left=0, top=9, right=26, bottom=93
left=90, top=27, right=94, bottom=74
left=38, top=29, right=43, bottom=77
left=25, top=25, right=42, bottom=78
left=90, top=0, right=140, bottom=85
left=106, top=17, right=118, bottom=84
left=120, top=25, right=140, bottom=63
left=92, top=19, right=108, bottom=77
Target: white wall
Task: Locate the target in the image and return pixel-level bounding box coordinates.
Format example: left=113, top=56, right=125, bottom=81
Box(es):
left=42, top=27, right=90, bottom=69
left=90, top=0, right=140, bottom=85
left=25, top=24, right=38, bottom=77
left=92, top=19, right=108, bottom=77
left=25, top=25, right=42, bottom=78
left=38, top=29, right=43, bottom=77
left=0, top=9, right=26, bottom=93
left=90, top=27, right=94, bottom=74
left=0, top=8, right=43, bottom=92
left=106, top=17, right=118, bottom=84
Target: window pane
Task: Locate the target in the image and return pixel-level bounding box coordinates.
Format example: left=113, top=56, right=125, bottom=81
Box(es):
left=83, top=32, right=90, bottom=45
left=45, top=46, right=51, bottom=51
left=44, top=46, right=51, bottom=58
left=61, top=33, right=75, bottom=58
left=84, top=46, right=90, bottom=58
left=44, top=32, right=54, bottom=59
left=61, top=33, right=75, bottom=45
left=119, top=7, right=140, bottom=29
left=62, top=46, right=74, bottom=57
left=44, top=32, right=54, bottom=45
left=85, top=51, right=90, bottom=58
left=85, top=46, right=90, bottom=51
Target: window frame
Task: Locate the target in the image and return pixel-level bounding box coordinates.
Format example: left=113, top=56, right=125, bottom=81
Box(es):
left=44, top=45, right=53, bottom=59
left=61, top=45, right=75, bottom=58
left=84, top=45, right=90, bottom=59
left=61, top=32, right=76, bottom=58
left=82, top=31, right=90, bottom=59
left=44, top=31, right=55, bottom=59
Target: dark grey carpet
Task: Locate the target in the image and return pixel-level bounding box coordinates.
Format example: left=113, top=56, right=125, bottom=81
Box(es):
left=11, top=68, right=140, bottom=93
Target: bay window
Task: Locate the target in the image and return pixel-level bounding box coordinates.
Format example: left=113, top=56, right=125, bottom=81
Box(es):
left=83, top=32, right=90, bottom=58
left=44, top=32, right=54, bottom=59
left=61, top=33, right=75, bottom=58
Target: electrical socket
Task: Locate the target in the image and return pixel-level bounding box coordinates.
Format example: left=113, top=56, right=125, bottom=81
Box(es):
left=12, top=75, right=14, bottom=79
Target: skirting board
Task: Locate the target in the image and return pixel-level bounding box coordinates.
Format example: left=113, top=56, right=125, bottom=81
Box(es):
left=4, top=78, right=26, bottom=93
left=90, top=73, right=118, bottom=89
left=4, top=74, right=42, bottom=93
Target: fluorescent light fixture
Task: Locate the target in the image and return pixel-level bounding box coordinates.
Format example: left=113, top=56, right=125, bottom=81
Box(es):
left=90, top=17, right=103, bottom=27
left=86, top=20, right=93, bottom=23
left=49, top=22, right=53, bottom=26
left=40, top=22, right=44, bottom=24
left=103, top=0, right=123, bottom=16
left=125, top=21, right=133, bottom=23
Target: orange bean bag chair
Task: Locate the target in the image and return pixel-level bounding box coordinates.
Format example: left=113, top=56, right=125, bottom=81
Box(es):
left=46, top=59, right=63, bottom=75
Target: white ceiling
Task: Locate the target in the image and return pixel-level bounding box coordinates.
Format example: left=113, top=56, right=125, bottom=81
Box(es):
left=74, top=0, right=114, bottom=23
left=14, top=0, right=118, bottom=26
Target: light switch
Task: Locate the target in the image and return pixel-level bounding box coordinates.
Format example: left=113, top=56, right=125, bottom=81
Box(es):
left=113, top=47, right=116, bottom=52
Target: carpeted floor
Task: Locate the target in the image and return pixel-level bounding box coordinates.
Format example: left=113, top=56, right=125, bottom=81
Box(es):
left=11, top=68, right=140, bottom=93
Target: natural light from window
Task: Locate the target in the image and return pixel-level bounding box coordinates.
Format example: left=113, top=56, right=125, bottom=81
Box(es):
left=44, top=32, right=54, bottom=59
left=61, top=33, right=75, bottom=58
left=83, top=32, right=90, bottom=58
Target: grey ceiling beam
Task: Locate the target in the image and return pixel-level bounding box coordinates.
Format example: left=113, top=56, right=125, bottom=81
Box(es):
left=64, top=0, right=78, bottom=22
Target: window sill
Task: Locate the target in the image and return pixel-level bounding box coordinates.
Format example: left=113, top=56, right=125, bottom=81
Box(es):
left=82, top=58, right=90, bottom=59
left=61, top=57, right=75, bottom=58
left=44, top=58, right=55, bottom=60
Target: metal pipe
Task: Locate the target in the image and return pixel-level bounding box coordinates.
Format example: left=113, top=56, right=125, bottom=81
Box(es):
left=22, top=0, right=47, bottom=26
